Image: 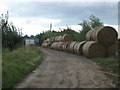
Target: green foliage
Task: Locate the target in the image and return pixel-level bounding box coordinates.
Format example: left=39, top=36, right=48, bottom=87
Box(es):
left=1, top=12, right=22, bottom=51
left=36, top=28, right=80, bottom=44
left=78, top=20, right=91, bottom=41
left=78, top=15, right=103, bottom=41
left=89, top=15, right=103, bottom=28
left=2, top=46, right=43, bottom=88
left=36, top=15, right=103, bottom=43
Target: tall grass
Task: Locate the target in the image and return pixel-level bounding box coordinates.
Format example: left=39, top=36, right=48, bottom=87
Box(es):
left=91, top=57, right=118, bottom=73
left=2, top=46, right=43, bottom=88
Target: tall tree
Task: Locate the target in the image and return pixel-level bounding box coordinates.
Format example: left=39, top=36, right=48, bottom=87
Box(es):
left=78, top=20, right=91, bottom=41
left=1, top=12, right=22, bottom=51
left=78, top=15, right=103, bottom=41
left=89, top=15, right=103, bottom=29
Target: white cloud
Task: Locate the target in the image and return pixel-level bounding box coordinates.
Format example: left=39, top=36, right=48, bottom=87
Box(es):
left=9, top=17, right=60, bottom=26
left=0, top=0, right=119, bottom=2
left=0, top=5, right=8, bottom=14
left=8, top=17, right=81, bottom=36
left=8, top=17, right=61, bottom=36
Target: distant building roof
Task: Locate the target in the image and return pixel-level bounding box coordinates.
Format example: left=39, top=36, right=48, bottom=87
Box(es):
left=23, top=36, right=39, bottom=40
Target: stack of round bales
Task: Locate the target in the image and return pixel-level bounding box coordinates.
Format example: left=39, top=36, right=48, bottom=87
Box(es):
left=84, top=26, right=118, bottom=58
left=86, top=26, right=118, bottom=47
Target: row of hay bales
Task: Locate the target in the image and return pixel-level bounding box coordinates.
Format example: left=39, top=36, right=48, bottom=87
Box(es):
left=42, top=26, right=119, bottom=58
left=42, top=34, right=73, bottom=48
left=50, top=41, right=86, bottom=56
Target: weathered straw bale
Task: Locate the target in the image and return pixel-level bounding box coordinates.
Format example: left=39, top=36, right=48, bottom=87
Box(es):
left=83, top=41, right=106, bottom=58
left=69, top=41, right=77, bottom=53
left=62, top=34, right=73, bottom=42
left=74, top=41, right=87, bottom=55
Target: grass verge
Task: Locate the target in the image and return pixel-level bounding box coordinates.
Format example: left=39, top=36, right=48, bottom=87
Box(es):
left=2, top=46, right=43, bottom=88
left=91, top=57, right=119, bottom=87
left=91, top=57, right=118, bottom=73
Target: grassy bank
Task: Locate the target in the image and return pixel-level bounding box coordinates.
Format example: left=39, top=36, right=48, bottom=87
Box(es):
left=91, top=57, right=119, bottom=87
left=2, top=46, right=43, bottom=88
left=91, top=57, right=118, bottom=73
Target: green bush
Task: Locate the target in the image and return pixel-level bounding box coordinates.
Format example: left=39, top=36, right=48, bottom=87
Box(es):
left=2, top=46, right=43, bottom=88
left=1, top=12, right=22, bottom=51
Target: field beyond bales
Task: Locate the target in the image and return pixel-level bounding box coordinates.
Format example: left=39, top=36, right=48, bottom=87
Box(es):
left=2, top=46, right=43, bottom=88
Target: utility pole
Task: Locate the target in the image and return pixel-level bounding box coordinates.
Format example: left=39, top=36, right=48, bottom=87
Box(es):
left=50, top=23, right=52, bottom=31
left=49, top=23, right=52, bottom=37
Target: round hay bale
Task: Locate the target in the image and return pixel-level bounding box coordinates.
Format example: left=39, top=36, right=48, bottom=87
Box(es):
left=82, top=41, right=106, bottom=58
left=66, top=41, right=72, bottom=52
left=57, top=42, right=63, bottom=51
left=107, top=43, right=118, bottom=57
left=51, top=43, right=56, bottom=49
left=54, top=36, right=58, bottom=42
left=60, top=43, right=64, bottom=51
left=74, top=41, right=87, bottom=55
left=62, top=43, right=66, bottom=51
left=86, top=30, right=94, bottom=41
left=63, top=42, right=71, bottom=52
left=69, top=41, right=77, bottom=53
left=73, top=42, right=80, bottom=52
left=73, top=42, right=78, bottom=52
left=41, top=43, right=44, bottom=47
left=55, top=42, right=60, bottom=50
left=42, top=43, right=45, bottom=48
left=62, top=42, right=67, bottom=51
left=42, top=43, right=49, bottom=48
left=58, top=35, right=63, bottom=41
left=62, top=34, right=73, bottom=42
left=66, top=42, right=71, bottom=52
left=51, top=37, right=56, bottom=42
left=91, top=26, right=118, bottom=46
left=51, top=42, right=58, bottom=50
left=44, top=38, right=52, bottom=43
left=54, top=35, right=62, bottom=42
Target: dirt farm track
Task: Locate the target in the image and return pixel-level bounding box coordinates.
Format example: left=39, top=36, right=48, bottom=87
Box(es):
left=15, top=47, right=115, bottom=88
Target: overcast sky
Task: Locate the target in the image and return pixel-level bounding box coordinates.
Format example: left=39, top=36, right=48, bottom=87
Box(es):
left=0, top=0, right=119, bottom=38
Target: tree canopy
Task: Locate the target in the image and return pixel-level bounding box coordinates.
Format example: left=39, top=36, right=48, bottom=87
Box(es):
left=1, top=12, right=22, bottom=51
